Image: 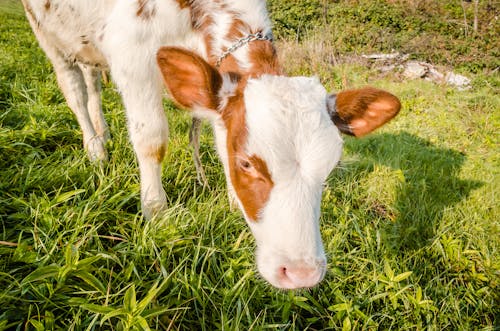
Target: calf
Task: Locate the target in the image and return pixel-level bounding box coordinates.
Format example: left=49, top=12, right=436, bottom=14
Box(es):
left=22, top=0, right=400, bottom=289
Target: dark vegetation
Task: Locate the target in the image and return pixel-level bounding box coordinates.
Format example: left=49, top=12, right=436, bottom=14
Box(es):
left=268, top=0, right=499, bottom=73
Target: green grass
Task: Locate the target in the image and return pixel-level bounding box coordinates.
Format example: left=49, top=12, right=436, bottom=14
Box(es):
left=1, top=2, right=499, bottom=330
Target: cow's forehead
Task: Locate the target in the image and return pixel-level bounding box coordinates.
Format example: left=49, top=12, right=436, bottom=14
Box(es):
left=243, top=75, right=343, bottom=182
left=244, top=75, right=327, bottom=117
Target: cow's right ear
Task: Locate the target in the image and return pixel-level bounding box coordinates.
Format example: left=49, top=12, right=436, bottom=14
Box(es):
left=157, top=47, right=222, bottom=110
left=327, top=87, right=401, bottom=137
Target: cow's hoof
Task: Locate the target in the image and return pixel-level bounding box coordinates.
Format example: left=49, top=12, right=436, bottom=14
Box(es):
left=142, top=199, right=168, bottom=220
left=85, top=136, right=108, bottom=163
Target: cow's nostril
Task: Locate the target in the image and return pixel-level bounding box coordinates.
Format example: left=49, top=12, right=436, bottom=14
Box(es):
left=277, top=262, right=325, bottom=289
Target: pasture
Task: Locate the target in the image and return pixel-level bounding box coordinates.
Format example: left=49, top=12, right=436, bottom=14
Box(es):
left=0, top=1, right=498, bottom=329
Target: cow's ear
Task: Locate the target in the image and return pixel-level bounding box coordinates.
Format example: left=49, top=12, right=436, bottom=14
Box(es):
left=157, top=47, right=222, bottom=110
left=327, top=87, right=401, bottom=137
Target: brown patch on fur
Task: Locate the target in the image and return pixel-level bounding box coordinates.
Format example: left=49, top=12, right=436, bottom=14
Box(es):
left=175, top=0, right=191, bottom=9
left=137, top=0, right=156, bottom=19
left=219, top=17, right=280, bottom=77
left=217, top=55, right=241, bottom=74
left=226, top=18, right=247, bottom=42
left=173, top=1, right=215, bottom=62
left=213, top=18, right=247, bottom=68
left=147, top=143, right=167, bottom=163
left=215, top=19, right=249, bottom=72
left=331, top=87, right=401, bottom=137
left=197, top=18, right=215, bottom=63
left=44, top=0, right=50, bottom=11
left=213, top=12, right=281, bottom=76
left=237, top=155, right=274, bottom=221
left=247, top=40, right=282, bottom=77
left=222, top=86, right=274, bottom=221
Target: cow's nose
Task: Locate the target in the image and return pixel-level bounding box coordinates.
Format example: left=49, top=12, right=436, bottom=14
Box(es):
left=277, top=261, right=326, bottom=289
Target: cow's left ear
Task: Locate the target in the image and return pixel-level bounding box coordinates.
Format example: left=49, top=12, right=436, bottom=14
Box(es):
left=157, top=46, right=222, bottom=110
left=326, top=87, right=401, bottom=137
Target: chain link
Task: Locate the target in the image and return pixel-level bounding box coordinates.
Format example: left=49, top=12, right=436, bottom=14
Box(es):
left=215, top=32, right=273, bottom=67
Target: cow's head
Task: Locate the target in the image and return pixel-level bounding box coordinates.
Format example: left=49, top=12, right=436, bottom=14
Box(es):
left=157, top=47, right=400, bottom=289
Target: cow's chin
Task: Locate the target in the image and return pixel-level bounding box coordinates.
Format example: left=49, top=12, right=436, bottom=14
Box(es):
left=255, top=246, right=327, bottom=290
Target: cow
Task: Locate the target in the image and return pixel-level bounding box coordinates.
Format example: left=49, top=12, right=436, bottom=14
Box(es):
left=21, top=0, right=400, bottom=289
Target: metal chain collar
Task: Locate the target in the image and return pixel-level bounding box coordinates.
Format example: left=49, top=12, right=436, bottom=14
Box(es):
left=215, top=32, right=273, bottom=67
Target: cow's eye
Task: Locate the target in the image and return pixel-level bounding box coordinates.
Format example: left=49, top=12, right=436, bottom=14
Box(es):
left=238, top=158, right=253, bottom=172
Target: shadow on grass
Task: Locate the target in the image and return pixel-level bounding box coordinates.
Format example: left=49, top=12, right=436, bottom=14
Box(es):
left=344, top=131, right=483, bottom=251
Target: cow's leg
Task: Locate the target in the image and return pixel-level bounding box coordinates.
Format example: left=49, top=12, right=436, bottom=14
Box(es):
left=105, top=53, right=168, bottom=218
left=79, top=64, right=110, bottom=147
left=51, top=60, right=107, bottom=161
left=122, top=83, right=168, bottom=219
left=54, top=61, right=107, bottom=161
left=189, top=118, right=208, bottom=187
left=24, top=12, right=107, bottom=161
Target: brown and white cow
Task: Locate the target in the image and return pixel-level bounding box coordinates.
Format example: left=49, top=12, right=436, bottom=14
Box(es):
left=22, top=0, right=400, bottom=289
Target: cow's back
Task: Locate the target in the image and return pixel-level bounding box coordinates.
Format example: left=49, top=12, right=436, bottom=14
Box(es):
left=22, top=0, right=201, bottom=68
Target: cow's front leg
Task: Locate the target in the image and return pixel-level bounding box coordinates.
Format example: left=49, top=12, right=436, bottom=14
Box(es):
left=189, top=117, right=209, bottom=187
left=108, top=62, right=168, bottom=218
left=130, top=113, right=169, bottom=219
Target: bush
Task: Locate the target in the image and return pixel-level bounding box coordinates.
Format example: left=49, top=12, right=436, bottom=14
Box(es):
left=267, top=0, right=499, bottom=72
left=267, top=0, right=325, bottom=39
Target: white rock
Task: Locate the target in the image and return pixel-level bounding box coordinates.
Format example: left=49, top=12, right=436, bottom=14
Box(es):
left=403, top=61, right=428, bottom=79
left=445, top=72, right=472, bottom=90
left=362, top=52, right=401, bottom=60
left=426, top=67, right=445, bottom=82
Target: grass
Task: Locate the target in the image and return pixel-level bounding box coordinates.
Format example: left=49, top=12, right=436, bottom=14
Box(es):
left=0, top=1, right=499, bottom=330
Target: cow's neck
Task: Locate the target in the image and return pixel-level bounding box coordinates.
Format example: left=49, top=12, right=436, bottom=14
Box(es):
left=183, top=0, right=281, bottom=79
left=214, top=36, right=282, bottom=79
